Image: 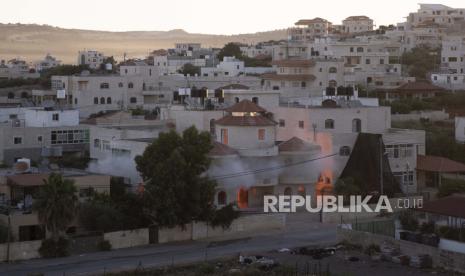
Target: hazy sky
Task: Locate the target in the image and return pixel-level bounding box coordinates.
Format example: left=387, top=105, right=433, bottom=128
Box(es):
left=2, top=0, right=465, bottom=34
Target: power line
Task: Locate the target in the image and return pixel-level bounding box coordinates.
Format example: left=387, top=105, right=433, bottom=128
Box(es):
left=210, top=153, right=337, bottom=180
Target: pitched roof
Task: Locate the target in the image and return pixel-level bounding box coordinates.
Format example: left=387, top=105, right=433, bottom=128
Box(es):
left=417, top=155, right=465, bottom=173
left=7, top=173, right=49, bottom=187
left=271, top=59, right=315, bottom=67
left=278, top=137, right=320, bottom=152
left=394, top=81, right=446, bottom=92
left=209, top=141, right=238, bottom=156
left=295, top=18, right=329, bottom=25
left=215, top=115, right=276, bottom=127
left=261, top=73, right=316, bottom=81
left=216, top=83, right=250, bottom=90
left=419, top=196, right=465, bottom=219
left=225, top=99, right=267, bottom=113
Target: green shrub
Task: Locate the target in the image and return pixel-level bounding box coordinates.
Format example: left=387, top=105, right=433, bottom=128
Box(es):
left=420, top=222, right=435, bottom=234
left=364, top=243, right=381, bottom=256
left=437, top=179, right=465, bottom=198
left=195, top=263, right=215, bottom=275
left=98, top=240, right=112, bottom=251
left=39, top=237, right=70, bottom=258
left=210, top=204, right=240, bottom=229
left=399, top=211, right=418, bottom=231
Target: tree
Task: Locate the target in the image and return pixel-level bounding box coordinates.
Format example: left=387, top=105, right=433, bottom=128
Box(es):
left=401, top=46, right=441, bottom=79
left=178, top=63, right=200, bottom=76
left=33, top=173, right=78, bottom=241
left=217, top=42, right=243, bottom=61
left=135, top=126, right=217, bottom=228
left=39, top=64, right=89, bottom=88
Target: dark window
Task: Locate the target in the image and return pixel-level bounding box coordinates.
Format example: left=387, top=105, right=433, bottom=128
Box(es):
left=217, top=191, right=226, bottom=205
left=100, top=83, right=109, bottom=89
left=100, top=97, right=105, bottom=104
left=352, top=118, right=361, bottom=132
left=130, top=97, right=137, bottom=103
left=52, top=113, right=59, bottom=121
left=298, top=121, right=304, bottom=129
left=106, top=97, right=112, bottom=104
left=339, top=146, right=351, bottom=156
left=279, top=119, right=285, bottom=127
left=128, top=82, right=134, bottom=89
left=325, top=119, right=334, bottom=129
left=94, top=97, right=98, bottom=104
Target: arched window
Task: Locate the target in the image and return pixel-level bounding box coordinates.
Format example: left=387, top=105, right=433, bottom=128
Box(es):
left=7, top=92, right=14, bottom=99
left=352, top=118, right=361, bottom=133
left=94, top=139, right=100, bottom=148
left=357, top=47, right=364, bottom=53
left=325, top=119, right=334, bottom=129
left=328, top=80, right=337, bottom=88
left=100, top=83, right=109, bottom=89
left=234, top=97, right=239, bottom=103
left=100, top=97, right=105, bottom=104
left=217, top=191, right=226, bottom=205
left=106, top=97, right=112, bottom=104
left=284, top=187, right=292, bottom=196
left=252, top=97, right=258, bottom=104
left=329, top=67, right=337, bottom=73
left=94, top=97, right=98, bottom=104
left=210, top=119, right=215, bottom=136
left=130, top=97, right=137, bottom=103
left=118, top=82, right=123, bottom=88
left=339, top=146, right=351, bottom=156
left=128, top=82, right=134, bottom=89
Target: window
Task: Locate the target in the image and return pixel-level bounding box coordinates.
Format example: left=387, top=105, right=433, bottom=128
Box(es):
left=94, top=139, right=100, bottom=148
left=100, top=97, right=105, bottom=104
left=210, top=119, right=215, bottom=136
left=128, top=82, right=134, bottom=89
left=365, top=59, right=371, bottom=64
left=217, top=191, right=226, bottom=205
left=352, top=118, right=361, bottom=132
left=284, top=187, right=292, bottom=195
left=298, top=121, right=304, bottom=129
left=301, top=81, right=306, bottom=88
left=380, top=59, right=385, bottom=65
left=9, top=114, right=17, bottom=119
left=357, top=47, right=364, bottom=53
left=329, top=67, right=337, bottom=73
left=100, top=83, right=109, bottom=89
left=252, top=97, right=258, bottom=104
left=279, top=119, right=285, bottom=127
left=79, top=187, right=94, bottom=198
left=130, top=97, right=137, bottom=104
left=118, top=82, right=123, bottom=88
left=106, top=97, right=112, bottom=104
left=339, top=146, right=351, bottom=156
left=234, top=97, right=239, bottom=103
left=94, top=97, right=98, bottom=104
left=37, top=136, right=43, bottom=142
left=221, top=129, right=228, bottom=145
left=258, top=129, right=266, bottom=140
left=52, top=113, right=59, bottom=121
left=386, top=144, right=413, bottom=159
left=51, top=129, right=89, bottom=145
left=325, top=119, right=334, bottom=129
left=14, top=137, right=22, bottom=145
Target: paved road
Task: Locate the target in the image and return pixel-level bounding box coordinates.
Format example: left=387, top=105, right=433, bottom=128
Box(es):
left=0, top=214, right=336, bottom=276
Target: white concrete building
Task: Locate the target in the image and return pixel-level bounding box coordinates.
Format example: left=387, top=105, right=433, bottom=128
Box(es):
left=78, top=50, right=105, bottom=69
left=342, top=16, right=374, bottom=33
left=0, top=59, right=39, bottom=80
left=240, top=45, right=274, bottom=58
left=431, top=36, right=465, bottom=90
left=201, top=56, right=244, bottom=77
left=35, top=54, right=61, bottom=72
left=456, top=117, right=465, bottom=143
left=288, top=18, right=332, bottom=42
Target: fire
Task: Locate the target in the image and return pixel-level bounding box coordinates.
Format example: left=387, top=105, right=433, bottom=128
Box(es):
left=237, top=187, right=248, bottom=209
left=316, top=169, right=333, bottom=196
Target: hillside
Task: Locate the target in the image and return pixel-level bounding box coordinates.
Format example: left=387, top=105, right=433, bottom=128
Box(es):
left=0, top=23, right=287, bottom=64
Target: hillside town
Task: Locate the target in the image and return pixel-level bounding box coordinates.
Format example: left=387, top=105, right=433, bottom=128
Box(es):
left=0, top=3, right=465, bottom=275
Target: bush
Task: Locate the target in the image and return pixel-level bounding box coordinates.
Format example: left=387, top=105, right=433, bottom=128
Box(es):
left=437, top=179, right=465, bottom=198
left=210, top=204, right=239, bottom=229
left=364, top=243, right=380, bottom=256
left=399, top=211, right=418, bottom=231
left=39, top=237, right=70, bottom=258
left=195, top=263, right=215, bottom=275
left=420, top=222, right=435, bottom=234
left=98, top=240, right=112, bottom=251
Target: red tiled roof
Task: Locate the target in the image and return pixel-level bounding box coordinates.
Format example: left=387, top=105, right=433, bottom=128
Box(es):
left=417, top=155, right=465, bottom=173
left=7, top=173, right=49, bottom=187
left=271, top=60, right=315, bottom=67
left=209, top=141, right=238, bottom=156
left=225, top=99, right=267, bottom=113
left=261, top=73, right=316, bottom=81
left=394, top=81, right=445, bottom=92
left=419, top=196, right=465, bottom=219
left=278, top=137, right=320, bottom=152
left=215, top=115, right=276, bottom=126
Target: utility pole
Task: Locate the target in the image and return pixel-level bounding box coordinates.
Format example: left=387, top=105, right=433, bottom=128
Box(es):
left=380, top=136, right=384, bottom=195
left=6, top=207, right=11, bottom=263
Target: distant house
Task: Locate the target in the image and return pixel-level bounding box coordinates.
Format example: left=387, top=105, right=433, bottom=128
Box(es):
left=456, top=117, right=465, bottom=143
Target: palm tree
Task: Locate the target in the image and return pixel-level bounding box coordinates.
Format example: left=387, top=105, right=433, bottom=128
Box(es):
left=33, top=173, right=78, bottom=241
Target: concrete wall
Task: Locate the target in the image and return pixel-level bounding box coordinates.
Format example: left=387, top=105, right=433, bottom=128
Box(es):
left=337, top=227, right=465, bottom=273
left=391, top=110, right=449, bottom=122
left=158, top=224, right=193, bottom=244
left=104, top=228, right=149, bottom=249
left=0, top=240, right=41, bottom=261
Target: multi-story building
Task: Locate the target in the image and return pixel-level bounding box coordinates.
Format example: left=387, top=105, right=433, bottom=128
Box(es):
left=431, top=36, right=465, bottom=90
left=287, top=18, right=332, bottom=42
left=34, top=54, right=61, bottom=72
left=0, top=107, right=89, bottom=165
left=0, top=59, right=39, bottom=80
left=201, top=56, right=244, bottom=77
left=342, top=16, right=374, bottom=33
left=77, top=50, right=105, bottom=69
left=240, top=44, right=274, bottom=58
left=406, top=4, right=465, bottom=30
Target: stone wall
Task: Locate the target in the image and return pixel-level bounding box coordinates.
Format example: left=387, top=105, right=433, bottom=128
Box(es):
left=104, top=228, right=149, bottom=249
left=0, top=240, right=42, bottom=261
left=337, top=227, right=465, bottom=273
